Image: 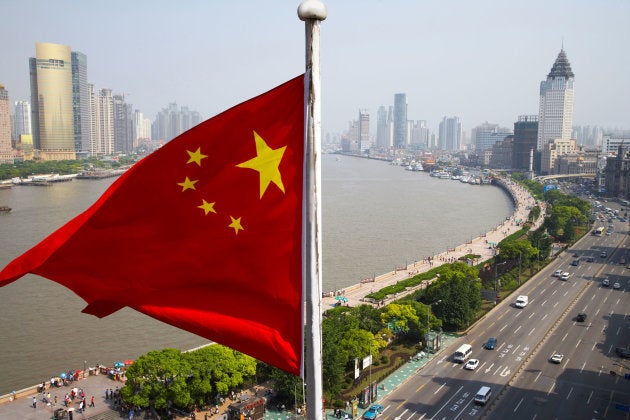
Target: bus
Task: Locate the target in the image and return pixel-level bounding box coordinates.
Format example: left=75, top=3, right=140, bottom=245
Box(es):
left=453, top=343, right=472, bottom=363
left=593, top=227, right=605, bottom=236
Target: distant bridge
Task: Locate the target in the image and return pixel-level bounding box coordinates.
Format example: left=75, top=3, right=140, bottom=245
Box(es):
left=535, top=173, right=596, bottom=182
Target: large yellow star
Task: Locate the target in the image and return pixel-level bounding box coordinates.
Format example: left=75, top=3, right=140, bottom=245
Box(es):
left=177, top=177, right=198, bottom=192
left=186, top=147, right=208, bottom=166
left=236, top=131, right=287, bottom=199
left=198, top=199, right=216, bottom=215
left=228, top=216, right=244, bottom=235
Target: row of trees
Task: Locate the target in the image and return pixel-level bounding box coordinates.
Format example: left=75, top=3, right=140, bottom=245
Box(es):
left=0, top=156, right=139, bottom=180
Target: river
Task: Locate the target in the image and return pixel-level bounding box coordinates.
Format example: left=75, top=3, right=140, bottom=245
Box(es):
left=0, top=154, right=512, bottom=394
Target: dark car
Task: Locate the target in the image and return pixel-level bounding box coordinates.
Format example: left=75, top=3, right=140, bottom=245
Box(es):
left=484, top=337, right=497, bottom=350
left=615, top=347, right=630, bottom=358
left=576, top=313, right=587, bottom=322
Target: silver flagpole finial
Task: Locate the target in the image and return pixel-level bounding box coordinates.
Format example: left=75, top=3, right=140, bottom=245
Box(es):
left=298, top=0, right=327, bottom=21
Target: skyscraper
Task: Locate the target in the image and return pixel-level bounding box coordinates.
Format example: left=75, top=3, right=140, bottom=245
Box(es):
left=512, top=115, right=538, bottom=172
left=29, top=42, right=76, bottom=160
left=375, top=106, right=390, bottom=151
left=393, top=93, right=407, bottom=149
left=438, top=116, right=462, bottom=151
left=113, top=94, right=133, bottom=153
left=71, top=51, right=89, bottom=156
left=0, top=85, right=12, bottom=164
left=89, top=86, right=114, bottom=156
left=537, top=49, right=574, bottom=151
left=358, top=110, right=370, bottom=152
left=13, top=100, right=31, bottom=141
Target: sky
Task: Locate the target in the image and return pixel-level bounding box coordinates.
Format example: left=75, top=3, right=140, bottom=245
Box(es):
left=2, top=0, right=629, bottom=136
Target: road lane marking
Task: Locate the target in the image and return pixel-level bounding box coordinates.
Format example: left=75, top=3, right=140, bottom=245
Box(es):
left=616, top=326, right=621, bottom=335
left=433, top=382, right=446, bottom=395
left=583, top=304, right=589, bottom=311
left=499, top=324, right=508, bottom=332
left=484, top=363, right=495, bottom=373
left=512, top=344, right=521, bottom=354
left=554, top=301, right=559, bottom=307
left=415, top=382, right=427, bottom=393
left=540, top=287, right=547, bottom=294
left=587, top=390, right=593, bottom=405
left=580, top=362, right=586, bottom=373
left=547, top=382, right=555, bottom=395
left=541, top=299, right=548, bottom=306
left=566, top=387, right=574, bottom=400
left=564, top=291, right=568, bottom=296
left=528, top=312, right=535, bottom=319
left=529, top=327, right=536, bottom=336
left=562, top=332, right=569, bottom=341
left=514, top=397, right=524, bottom=412
left=595, top=308, right=600, bottom=316
left=431, top=385, right=463, bottom=418
left=552, top=289, right=557, bottom=295
left=542, top=314, right=548, bottom=320
left=494, top=365, right=502, bottom=375
left=535, top=371, right=542, bottom=382
left=591, top=342, right=597, bottom=351
left=514, top=326, right=522, bottom=334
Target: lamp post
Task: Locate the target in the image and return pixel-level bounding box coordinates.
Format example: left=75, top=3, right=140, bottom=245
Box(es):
left=427, top=300, right=442, bottom=353
left=83, top=361, right=87, bottom=379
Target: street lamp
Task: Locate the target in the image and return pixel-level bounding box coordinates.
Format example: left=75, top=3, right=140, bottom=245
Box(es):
left=426, top=300, right=442, bottom=353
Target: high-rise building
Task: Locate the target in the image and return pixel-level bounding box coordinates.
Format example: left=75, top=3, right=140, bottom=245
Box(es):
left=409, top=120, right=430, bottom=150
left=471, top=122, right=512, bottom=152
left=358, top=110, right=370, bottom=153
left=113, top=94, right=133, bottom=153
left=512, top=115, right=538, bottom=171
left=151, top=103, right=201, bottom=142
left=133, top=110, right=152, bottom=148
left=0, top=85, right=13, bottom=163
left=393, top=93, right=407, bottom=149
left=13, top=100, right=31, bottom=141
left=375, top=106, right=390, bottom=151
left=29, top=42, right=76, bottom=160
left=438, top=116, right=462, bottom=151
left=537, top=49, right=574, bottom=151
left=71, top=51, right=89, bottom=156
left=89, top=86, right=114, bottom=156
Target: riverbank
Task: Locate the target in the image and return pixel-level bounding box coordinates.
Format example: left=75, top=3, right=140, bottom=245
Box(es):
left=322, top=175, right=544, bottom=309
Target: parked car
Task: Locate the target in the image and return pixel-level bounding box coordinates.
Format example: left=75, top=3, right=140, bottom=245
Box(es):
left=465, top=359, right=480, bottom=370
left=615, top=347, right=630, bottom=358
left=550, top=353, right=564, bottom=364
left=576, top=313, right=587, bottom=322
left=363, top=404, right=384, bottom=419
left=484, top=337, right=497, bottom=350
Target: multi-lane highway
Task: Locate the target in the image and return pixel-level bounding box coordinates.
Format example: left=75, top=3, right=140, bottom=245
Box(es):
left=374, top=207, right=630, bottom=420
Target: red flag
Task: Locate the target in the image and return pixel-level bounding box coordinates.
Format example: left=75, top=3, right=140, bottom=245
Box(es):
left=0, top=75, right=305, bottom=375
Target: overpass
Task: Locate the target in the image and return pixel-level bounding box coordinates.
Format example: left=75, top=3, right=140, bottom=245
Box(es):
left=535, top=172, right=596, bottom=182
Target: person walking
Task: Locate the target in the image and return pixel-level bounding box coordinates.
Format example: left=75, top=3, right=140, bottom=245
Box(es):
left=90, top=396, right=95, bottom=407
left=32, top=396, right=37, bottom=408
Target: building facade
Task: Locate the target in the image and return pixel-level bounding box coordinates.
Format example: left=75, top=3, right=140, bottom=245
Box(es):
left=393, top=93, right=407, bottom=149
left=438, top=116, right=462, bottom=151
left=541, top=138, right=577, bottom=175
left=71, top=51, right=89, bottom=156
left=375, top=106, right=390, bottom=151
left=12, top=100, right=31, bottom=142
left=603, top=145, right=630, bottom=199
left=358, top=109, right=370, bottom=153
left=537, top=49, right=574, bottom=151
left=29, top=42, right=76, bottom=160
left=0, top=85, right=13, bottom=163
left=512, top=115, right=538, bottom=171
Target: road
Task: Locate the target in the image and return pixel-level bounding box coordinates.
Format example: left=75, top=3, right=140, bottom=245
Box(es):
left=373, top=205, right=630, bottom=420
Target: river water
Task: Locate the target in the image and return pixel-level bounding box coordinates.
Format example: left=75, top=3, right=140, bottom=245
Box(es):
left=0, top=154, right=512, bottom=395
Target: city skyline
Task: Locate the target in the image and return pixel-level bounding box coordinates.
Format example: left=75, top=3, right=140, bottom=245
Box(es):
left=2, top=1, right=629, bottom=136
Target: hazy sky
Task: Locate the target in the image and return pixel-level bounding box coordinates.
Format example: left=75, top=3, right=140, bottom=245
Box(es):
left=3, top=0, right=629, bottom=135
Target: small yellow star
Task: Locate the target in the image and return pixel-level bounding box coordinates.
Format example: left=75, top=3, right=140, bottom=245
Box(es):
left=236, top=131, right=287, bottom=199
left=198, top=199, right=216, bottom=215
left=228, top=216, right=244, bottom=235
left=177, top=177, right=198, bottom=192
left=186, top=147, right=208, bottom=166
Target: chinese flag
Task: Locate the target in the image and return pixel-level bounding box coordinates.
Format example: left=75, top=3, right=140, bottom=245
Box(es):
left=0, top=75, right=305, bottom=375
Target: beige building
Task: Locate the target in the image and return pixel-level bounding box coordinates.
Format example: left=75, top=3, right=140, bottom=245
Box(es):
left=540, top=138, right=577, bottom=175
left=29, top=42, right=76, bottom=161
left=0, top=85, right=13, bottom=164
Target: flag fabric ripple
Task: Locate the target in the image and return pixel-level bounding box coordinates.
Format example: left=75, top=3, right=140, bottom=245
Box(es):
left=0, top=75, right=305, bottom=375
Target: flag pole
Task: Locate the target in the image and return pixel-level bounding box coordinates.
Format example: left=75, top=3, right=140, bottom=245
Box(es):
left=298, top=1, right=327, bottom=419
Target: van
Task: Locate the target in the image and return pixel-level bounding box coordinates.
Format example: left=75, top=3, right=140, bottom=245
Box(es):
left=453, top=343, right=472, bottom=363
left=474, top=386, right=492, bottom=406
left=515, top=295, right=528, bottom=308
left=571, top=259, right=580, bottom=266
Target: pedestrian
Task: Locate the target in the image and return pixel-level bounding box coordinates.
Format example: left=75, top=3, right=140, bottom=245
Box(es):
left=90, top=396, right=95, bottom=407
left=79, top=400, right=84, bottom=413
left=32, top=396, right=37, bottom=408
left=105, top=388, right=109, bottom=400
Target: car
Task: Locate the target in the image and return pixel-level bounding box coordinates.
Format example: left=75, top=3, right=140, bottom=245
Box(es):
left=586, top=256, right=595, bottom=262
left=363, top=404, right=383, bottom=419
left=465, top=359, right=480, bottom=370
left=602, top=278, right=610, bottom=287
left=484, top=337, right=497, bottom=350
left=576, top=312, right=587, bottom=322
left=553, top=269, right=563, bottom=277
left=549, top=353, right=564, bottom=364
left=613, top=282, right=621, bottom=289
left=560, top=272, right=571, bottom=281
left=601, top=251, right=608, bottom=258
left=615, top=347, right=630, bottom=358
left=573, top=253, right=579, bottom=258
left=571, top=259, right=580, bottom=266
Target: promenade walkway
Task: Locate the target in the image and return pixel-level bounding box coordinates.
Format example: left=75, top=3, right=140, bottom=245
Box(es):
left=322, top=177, right=545, bottom=310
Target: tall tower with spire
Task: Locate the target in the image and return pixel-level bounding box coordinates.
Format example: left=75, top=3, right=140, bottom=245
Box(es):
left=536, top=49, right=575, bottom=151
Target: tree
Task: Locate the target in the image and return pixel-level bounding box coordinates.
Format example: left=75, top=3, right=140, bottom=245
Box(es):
left=380, top=303, right=418, bottom=334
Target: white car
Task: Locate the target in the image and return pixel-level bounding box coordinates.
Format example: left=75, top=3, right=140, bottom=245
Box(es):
left=464, top=359, right=479, bottom=370
left=560, top=272, right=570, bottom=280
left=613, top=282, right=621, bottom=289
left=550, top=353, right=564, bottom=364
left=553, top=269, right=563, bottom=277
